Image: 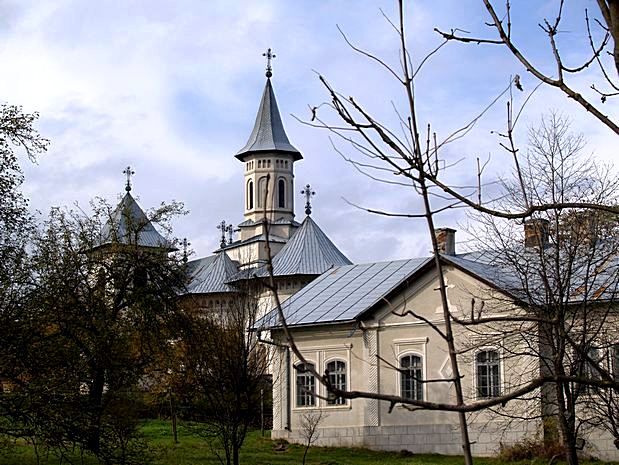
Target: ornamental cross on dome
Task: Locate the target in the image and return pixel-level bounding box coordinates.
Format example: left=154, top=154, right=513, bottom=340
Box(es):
left=226, top=224, right=239, bottom=244
left=216, top=220, right=229, bottom=248
left=123, top=166, right=135, bottom=192
left=301, top=184, right=315, bottom=216
left=263, top=48, right=276, bottom=78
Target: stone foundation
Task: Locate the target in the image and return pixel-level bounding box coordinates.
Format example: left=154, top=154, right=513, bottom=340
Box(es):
left=273, top=421, right=619, bottom=460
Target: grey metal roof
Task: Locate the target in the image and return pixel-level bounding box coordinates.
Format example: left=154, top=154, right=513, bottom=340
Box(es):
left=254, top=215, right=352, bottom=277
left=444, top=247, right=619, bottom=305
left=258, top=241, right=619, bottom=330
left=235, top=79, right=302, bottom=161
left=97, top=192, right=171, bottom=250
left=258, top=258, right=430, bottom=328
left=185, top=252, right=239, bottom=294
left=442, top=251, right=525, bottom=300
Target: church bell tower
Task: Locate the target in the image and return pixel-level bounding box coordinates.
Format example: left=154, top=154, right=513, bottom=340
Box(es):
left=234, top=49, right=302, bottom=246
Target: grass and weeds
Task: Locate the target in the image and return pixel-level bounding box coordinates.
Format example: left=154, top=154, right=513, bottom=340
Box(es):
left=1, top=420, right=617, bottom=465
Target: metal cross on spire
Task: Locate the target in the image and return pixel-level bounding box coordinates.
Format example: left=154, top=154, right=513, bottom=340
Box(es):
left=226, top=224, right=239, bottom=245
left=123, top=166, right=135, bottom=192
left=217, top=220, right=228, bottom=248
left=182, top=238, right=190, bottom=264
left=301, top=184, right=315, bottom=216
left=263, top=48, right=276, bottom=78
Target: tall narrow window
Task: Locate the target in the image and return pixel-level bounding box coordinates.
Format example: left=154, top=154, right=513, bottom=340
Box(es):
left=477, top=350, right=501, bottom=398
left=257, top=177, right=267, bottom=208
left=326, top=360, right=346, bottom=405
left=296, top=363, right=315, bottom=407
left=400, top=354, right=423, bottom=400
left=247, top=180, right=254, bottom=210
left=278, top=179, right=286, bottom=208
left=613, top=344, right=619, bottom=380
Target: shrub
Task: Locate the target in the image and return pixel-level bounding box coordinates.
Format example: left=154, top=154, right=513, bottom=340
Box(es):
left=498, top=438, right=566, bottom=462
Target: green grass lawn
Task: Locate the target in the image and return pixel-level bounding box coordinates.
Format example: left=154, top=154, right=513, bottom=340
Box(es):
left=1, top=420, right=616, bottom=465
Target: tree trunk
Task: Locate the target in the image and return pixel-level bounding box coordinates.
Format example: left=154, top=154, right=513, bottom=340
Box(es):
left=419, top=175, right=474, bottom=465
left=555, top=380, right=579, bottom=465
left=539, top=322, right=559, bottom=444
left=87, top=368, right=106, bottom=454
left=232, top=443, right=240, bottom=465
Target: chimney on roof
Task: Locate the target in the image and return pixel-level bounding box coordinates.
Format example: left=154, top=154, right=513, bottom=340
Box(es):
left=435, top=228, right=456, bottom=255
left=524, top=218, right=550, bottom=248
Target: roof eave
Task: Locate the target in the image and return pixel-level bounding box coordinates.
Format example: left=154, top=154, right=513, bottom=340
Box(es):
left=262, top=317, right=358, bottom=331
left=234, top=149, right=303, bottom=162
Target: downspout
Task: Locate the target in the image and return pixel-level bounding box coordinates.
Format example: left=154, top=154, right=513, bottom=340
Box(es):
left=286, top=346, right=291, bottom=431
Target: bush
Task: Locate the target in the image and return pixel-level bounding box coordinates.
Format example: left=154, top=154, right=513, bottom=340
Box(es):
left=498, top=438, right=566, bottom=461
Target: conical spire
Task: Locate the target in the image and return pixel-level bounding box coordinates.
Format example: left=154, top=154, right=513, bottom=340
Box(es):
left=96, top=192, right=172, bottom=250
left=235, top=78, right=302, bottom=161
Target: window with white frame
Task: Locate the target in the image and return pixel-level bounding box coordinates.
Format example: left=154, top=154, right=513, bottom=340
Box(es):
left=476, top=350, right=501, bottom=398
left=326, top=360, right=347, bottom=405
left=400, top=354, right=423, bottom=401
left=296, top=363, right=316, bottom=407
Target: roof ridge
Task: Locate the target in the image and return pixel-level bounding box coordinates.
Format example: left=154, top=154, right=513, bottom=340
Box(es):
left=264, top=215, right=352, bottom=277
left=186, top=251, right=239, bottom=294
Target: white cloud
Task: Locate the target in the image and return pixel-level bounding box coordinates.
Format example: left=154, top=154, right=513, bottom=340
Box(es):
left=2, top=0, right=617, bottom=261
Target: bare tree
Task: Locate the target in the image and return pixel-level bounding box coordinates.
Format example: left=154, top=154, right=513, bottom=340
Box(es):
left=436, top=1, right=619, bottom=133
left=174, top=282, right=271, bottom=465
left=299, top=410, right=326, bottom=465
left=261, top=2, right=619, bottom=464
left=459, top=114, right=619, bottom=464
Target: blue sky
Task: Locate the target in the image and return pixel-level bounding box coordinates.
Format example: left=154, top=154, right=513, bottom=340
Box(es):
left=1, top=0, right=616, bottom=262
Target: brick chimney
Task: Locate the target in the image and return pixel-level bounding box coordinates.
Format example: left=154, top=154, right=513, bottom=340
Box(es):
left=435, top=228, right=456, bottom=255
left=524, top=219, right=550, bottom=248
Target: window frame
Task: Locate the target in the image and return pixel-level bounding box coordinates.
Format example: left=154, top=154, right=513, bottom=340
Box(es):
left=399, top=352, right=424, bottom=401
left=325, top=358, right=347, bottom=406
left=295, top=362, right=316, bottom=408
left=475, top=348, right=502, bottom=399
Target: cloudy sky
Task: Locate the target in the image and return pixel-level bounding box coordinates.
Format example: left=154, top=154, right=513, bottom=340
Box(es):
left=1, top=0, right=617, bottom=263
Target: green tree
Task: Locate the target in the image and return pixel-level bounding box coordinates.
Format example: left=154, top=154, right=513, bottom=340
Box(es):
left=0, top=104, right=47, bottom=450
left=9, top=198, right=187, bottom=465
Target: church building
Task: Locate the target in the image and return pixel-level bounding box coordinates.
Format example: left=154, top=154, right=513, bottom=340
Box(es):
left=110, top=53, right=619, bottom=461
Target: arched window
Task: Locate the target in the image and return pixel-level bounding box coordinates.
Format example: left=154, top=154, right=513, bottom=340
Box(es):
left=476, top=350, right=501, bottom=398
left=247, top=180, right=254, bottom=210
left=278, top=178, right=286, bottom=208
left=400, top=354, right=423, bottom=400
left=257, top=177, right=267, bottom=208
left=296, top=363, right=315, bottom=407
left=326, top=360, right=346, bottom=405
